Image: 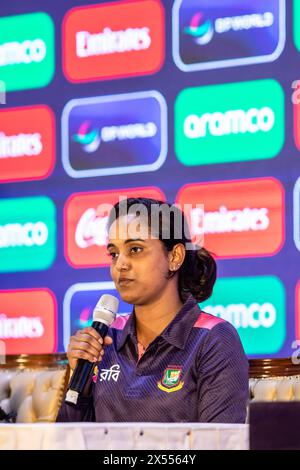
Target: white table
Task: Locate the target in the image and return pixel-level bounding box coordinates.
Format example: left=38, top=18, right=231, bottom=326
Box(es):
left=0, top=422, right=248, bottom=450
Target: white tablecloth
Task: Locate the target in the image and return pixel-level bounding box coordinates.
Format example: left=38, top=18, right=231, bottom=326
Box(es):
left=0, top=422, right=248, bottom=450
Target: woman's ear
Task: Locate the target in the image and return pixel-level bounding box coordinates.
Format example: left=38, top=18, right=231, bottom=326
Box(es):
left=168, top=243, right=186, bottom=272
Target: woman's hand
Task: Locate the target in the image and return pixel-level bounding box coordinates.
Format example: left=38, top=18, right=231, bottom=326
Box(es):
left=67, top=327, right=113, bottom=370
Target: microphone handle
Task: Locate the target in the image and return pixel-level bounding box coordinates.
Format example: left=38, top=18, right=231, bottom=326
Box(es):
left=66, top=321, right=109, bottom=404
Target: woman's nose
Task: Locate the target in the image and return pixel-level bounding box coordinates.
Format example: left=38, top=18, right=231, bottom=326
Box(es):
left=115, top=253, right=130, bottom=271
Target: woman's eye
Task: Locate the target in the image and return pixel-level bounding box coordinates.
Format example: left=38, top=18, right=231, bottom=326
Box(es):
left=130, top=246, right=143, bottom=254
left=107, top=252, right=118, bottom=259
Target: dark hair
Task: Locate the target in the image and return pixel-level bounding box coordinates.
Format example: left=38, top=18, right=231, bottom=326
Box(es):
left=107, top=197, right=216, bottom=303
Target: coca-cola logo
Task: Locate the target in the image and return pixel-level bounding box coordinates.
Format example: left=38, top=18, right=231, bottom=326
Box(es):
left=75, top=208, right=108, bottom=248
left=64, top=187, right=165, bottom=268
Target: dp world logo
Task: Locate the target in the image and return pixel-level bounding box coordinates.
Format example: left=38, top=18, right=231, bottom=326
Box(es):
left=72, top=121, right=101, bottom=153
left=173, top=0, right=285, bottom=71
left=184, top=12, right=214, bottom=45
left=62, top=91, right=167, bottom=178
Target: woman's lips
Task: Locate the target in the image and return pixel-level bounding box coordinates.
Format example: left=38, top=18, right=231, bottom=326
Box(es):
left=118, top=279, right=134, bottom=287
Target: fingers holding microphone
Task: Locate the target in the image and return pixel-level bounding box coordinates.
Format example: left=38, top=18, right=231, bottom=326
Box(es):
left=67, top=326, right=113, bottom=371
left=65, top=294, right=118, bottom=405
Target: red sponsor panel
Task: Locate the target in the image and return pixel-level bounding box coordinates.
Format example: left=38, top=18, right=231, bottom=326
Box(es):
left=0, top=289, right=57, bottom=354
left=62, top=0, right=165, bottom=82
left=176, top=178, right=284, bottom=258
left=0, top=105, right=55, bottom=183
left=64, top=187, right=165, bottom=267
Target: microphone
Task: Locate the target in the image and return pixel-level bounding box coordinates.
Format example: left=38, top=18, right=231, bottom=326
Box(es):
left=65, top=294, right=119, bottom=405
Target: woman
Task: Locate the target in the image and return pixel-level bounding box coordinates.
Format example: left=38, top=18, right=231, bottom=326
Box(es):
left=57, top=197, right=248, bottom=423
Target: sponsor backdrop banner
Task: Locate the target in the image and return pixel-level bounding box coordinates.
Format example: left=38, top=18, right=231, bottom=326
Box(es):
left=0, top=0, right=298, bottom=358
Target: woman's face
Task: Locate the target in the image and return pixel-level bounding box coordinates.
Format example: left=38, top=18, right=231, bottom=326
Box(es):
left=107, top=214, right=172, bottom=305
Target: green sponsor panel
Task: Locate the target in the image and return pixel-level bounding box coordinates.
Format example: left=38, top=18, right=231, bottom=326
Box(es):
left=0, top=12, right=55, bottom=91
left=175, top=79, right=284, bottom=165
left=0, top=196, right=56, bottom=272
left=294, top=0, right=300, bottom=51
left=200, top=276, right=286, bottom=355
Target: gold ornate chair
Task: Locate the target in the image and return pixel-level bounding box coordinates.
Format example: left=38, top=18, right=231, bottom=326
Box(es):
left=249, top=358, right=300, bottom=402
left=1, top=355, right=300, bottom=423
left=0, top=354, right=69, bottom=423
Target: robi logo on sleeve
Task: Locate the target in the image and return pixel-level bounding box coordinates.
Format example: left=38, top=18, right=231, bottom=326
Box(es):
left=63, top=0, right=165, bottom=82
left=176, top=178, right=284, bottom=258
left=64, top=187, right=165, bottom=268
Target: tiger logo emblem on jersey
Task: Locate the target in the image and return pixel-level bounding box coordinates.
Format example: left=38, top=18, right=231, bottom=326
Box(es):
left=157, top=366, right=184, bottom=393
